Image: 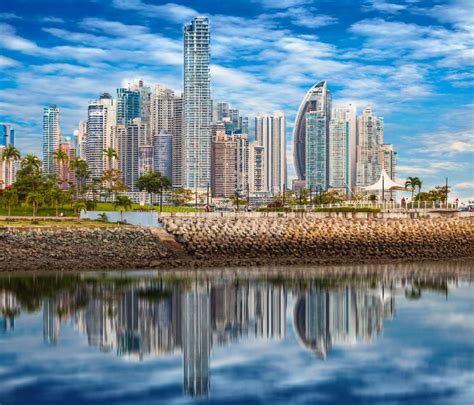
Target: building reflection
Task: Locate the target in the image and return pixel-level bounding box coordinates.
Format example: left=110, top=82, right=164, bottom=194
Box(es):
left=0, top=271, right=462, bottom=398
left=293, top=286, right=395, bottom=358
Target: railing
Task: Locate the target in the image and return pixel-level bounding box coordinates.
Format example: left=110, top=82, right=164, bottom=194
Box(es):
left=279, top=201, right=460, bottom=211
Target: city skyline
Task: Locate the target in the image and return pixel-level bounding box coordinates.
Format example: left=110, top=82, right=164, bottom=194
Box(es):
left=0, top=0, right=472, bottom=200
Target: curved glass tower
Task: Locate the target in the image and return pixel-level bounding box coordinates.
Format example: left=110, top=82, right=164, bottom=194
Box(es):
left=292, top=81, right=331, bottom=181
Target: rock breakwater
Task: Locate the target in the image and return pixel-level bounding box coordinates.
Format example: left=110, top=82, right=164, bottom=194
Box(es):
left=162, top=216, right=474, bottom=266
left=1, top=217, right=472, bottom=272
left=1, top=227, right=175, bottom=271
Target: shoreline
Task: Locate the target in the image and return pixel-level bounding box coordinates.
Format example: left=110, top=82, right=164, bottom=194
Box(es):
left=1, top=216, right=473, bottom=272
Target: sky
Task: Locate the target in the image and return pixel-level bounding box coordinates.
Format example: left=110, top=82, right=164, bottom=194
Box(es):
left=0, top=0, right=473, bottom=200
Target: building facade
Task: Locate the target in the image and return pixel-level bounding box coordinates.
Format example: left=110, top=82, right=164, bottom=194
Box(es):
left=211, top=131, right=237, bottom=198
left=42, top=105, right=61, bottom=176
left=255, top=112, right=286, bottom=193
left=183, top=17, right=211, bottom=191
left=249, top=143, right=266, bottom=193
left=356, top=105, right=384, bottom=191
left=153, top=133, right=173, bottom=179
left=328, top=105, right=357, bottom=196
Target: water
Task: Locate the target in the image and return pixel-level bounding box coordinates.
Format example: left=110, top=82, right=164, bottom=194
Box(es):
left=1, top=261, right=473, bottom=404
left=80, top=211, right=162, bottom=226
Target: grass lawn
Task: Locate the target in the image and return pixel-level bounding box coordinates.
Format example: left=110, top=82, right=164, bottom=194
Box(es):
left=0, top=218, right=122, bottom=227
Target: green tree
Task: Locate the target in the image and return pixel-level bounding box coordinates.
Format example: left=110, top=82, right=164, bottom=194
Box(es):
left=114, top=195, right=132, bottom=221
left=47, top=187, right=66, bottom=217
left=14, top=155, right=43, bottom=199
left=102, top=147, right=118, bottom=170
left=72, top=200, right=87, bottom=218
left=368, top=194, right=378, bottom=202
left=136, top=171, right=171, bottom=212
left=52, top=148, right=69, bottom=184
left=169, top=187, right=193, bottom=206
left=2, top=188, right=19, bottom=216
left=312, top=190, right=345, bottom=205
left=26, top=191, right=43, bottom=217
left=69, top=158, right=90, bottom=199
left=101, top=168, right=127, bottom=202
left=405, top=177, right=421, bottom=201
left=1, top=145, right=21, bottom=187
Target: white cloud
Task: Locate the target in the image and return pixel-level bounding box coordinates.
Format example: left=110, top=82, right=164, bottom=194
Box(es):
left=252, top=0, right=312, bottom=9
left=454, top=182, right=474, bottom=190
left=0, top=12, right=21, bottom=20
left=363, top=0, right=408, bottom=14
left=0, top=55, right=19, bottom=67
left=112, top=0, right=197, bottom=23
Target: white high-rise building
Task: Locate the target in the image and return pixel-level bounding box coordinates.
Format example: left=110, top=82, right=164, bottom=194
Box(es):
left=86, top=94, right=117, bottom=178
left=42, top=105, right=61, bottom=176
left=183, top=17, right=211, bottom=192
left=356, top=105, right=383, bottom=191
left=74, top=121, right=87, bottom=160
left=255, top=112, right=286, bottom=193
left=328, top=105, right=357, bottom=196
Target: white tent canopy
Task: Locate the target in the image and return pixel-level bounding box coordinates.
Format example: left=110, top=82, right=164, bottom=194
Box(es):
left=363, top=170, right=407, bottom=191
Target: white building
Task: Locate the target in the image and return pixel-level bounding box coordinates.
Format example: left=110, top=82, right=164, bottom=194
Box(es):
left=356, top=105, right=383, bottom=191
left=183, top=17, right=211, bottom=192
left=86, top=94, right=117, bottom=178
left=42, top=105, right=61, bottom=176
left=328, top=105, right=357, bottom=196
left=255, top=112, right=286, bottom=193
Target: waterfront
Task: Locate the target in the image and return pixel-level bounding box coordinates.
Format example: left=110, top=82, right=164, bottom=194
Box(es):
left=1, top=261, right=473, bottom=404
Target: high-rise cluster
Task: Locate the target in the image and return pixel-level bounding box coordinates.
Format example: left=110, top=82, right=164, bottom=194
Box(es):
left=293, top=81, right=397, bottom=197
left=39, top=17, right=287, bottom=201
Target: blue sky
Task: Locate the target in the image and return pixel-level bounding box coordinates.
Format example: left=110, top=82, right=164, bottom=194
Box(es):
left=0, top=0, right=473, bottom=199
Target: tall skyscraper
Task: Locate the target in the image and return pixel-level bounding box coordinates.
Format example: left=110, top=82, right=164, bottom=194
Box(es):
left=233, top=133, right=249, bottom=193
left=119, top=118, right=144, bottom=191
left=328, top=105, right=357, bottom=196
left=172, top=95, right=184, bottom=187
left=293, top=81, right=332, bottom=182
left=86, top=94, right=116, bottom=178
left=129, top=80, right=152, bottom=143
left=303, top=82, right=331, bottom=192
left=216, top=102, right=230, bottom=122
left=356, top=105, right=383, bottom=190
left=0, top=124, right=14, bottom=146
left=117, top=88, right=140, bottom=127
left=380, top=143, right=397, bottom=199
left=183, top=17, right=211, bottom=192
left=139, top=144, right=153, bottom=176
left=42, top=105, right=61, bottom=176
left=59, top=139, right=77, bottom=189
left=255, top=112, right=287, bottom=193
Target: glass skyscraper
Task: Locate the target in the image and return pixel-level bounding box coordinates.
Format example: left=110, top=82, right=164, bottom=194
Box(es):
left=183, top=17, right=211, bottom=191
left=42, top=105, right=61, bottom=176
left=0, top=124, right=14, bottom=146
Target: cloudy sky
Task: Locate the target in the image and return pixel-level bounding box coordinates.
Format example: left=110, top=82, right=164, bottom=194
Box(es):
left=0, top=0, right=473, bottom=199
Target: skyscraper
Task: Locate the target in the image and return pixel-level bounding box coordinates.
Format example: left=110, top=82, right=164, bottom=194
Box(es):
left=153, top=133, right=173, bottom=179
left=303, top=82, right=331, bottom=192
left=255, top=112, right=287, bottom=193
left=129, top=80, right=152, bottom=143
left=119, top=118, right=145, bottom=191
left=183, top=17, right=211, bottom=192
left=173, top=95, right=184, bottom=187
left=86, top=94, right=116, bottom=178
left=211, top=131, right=237, bottom=198
left=117, top=88, right=140, bottom=127
left=42, top=105, right=61, bottom=176
left=293, top=81, right=331, bottom=182
left=356, top=105, right=383, bottom=190
left=249, top=143, right=266, bottom=193
left=328, top=105, right=357, bottom=196
left=0, top=124, right=14, bottom=146
left=74, top=121, right=87, bottom=159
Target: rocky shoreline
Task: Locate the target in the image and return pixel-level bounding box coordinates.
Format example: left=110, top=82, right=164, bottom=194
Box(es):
left=1, top=217, right=473, bottom=271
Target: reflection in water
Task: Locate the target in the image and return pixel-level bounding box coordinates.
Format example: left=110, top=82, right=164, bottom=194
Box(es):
left=0, top=263, right=470, bottom=399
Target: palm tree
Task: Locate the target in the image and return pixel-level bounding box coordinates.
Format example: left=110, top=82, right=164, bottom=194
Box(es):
left=113, top=195, right=132, bottom=222
left=26, top=191, right=43, bottom=217
left=2, top=188, right=19, bottom=216
left=22, top=154, right=42, bottom=173
left=52, top=148, right=69, bottom=184
left=48, top=187, right=65, bottom=217
left=72, top=200, right=87, bottom=218
left=1, top=145, right=20, bottom=188
left=405, top=177, right=421, bottom=201
left=69, top=158, right=90, bottom=199
left=102, top=147, right=118, bottom=170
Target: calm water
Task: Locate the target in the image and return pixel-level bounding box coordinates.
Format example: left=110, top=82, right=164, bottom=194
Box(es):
left=1, top=261, right=473, bottom=404
left=80, top=211, right=162, bottom=226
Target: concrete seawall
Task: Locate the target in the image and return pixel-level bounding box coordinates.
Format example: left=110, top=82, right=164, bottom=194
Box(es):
left=1, top=216, right=473, bottom=271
